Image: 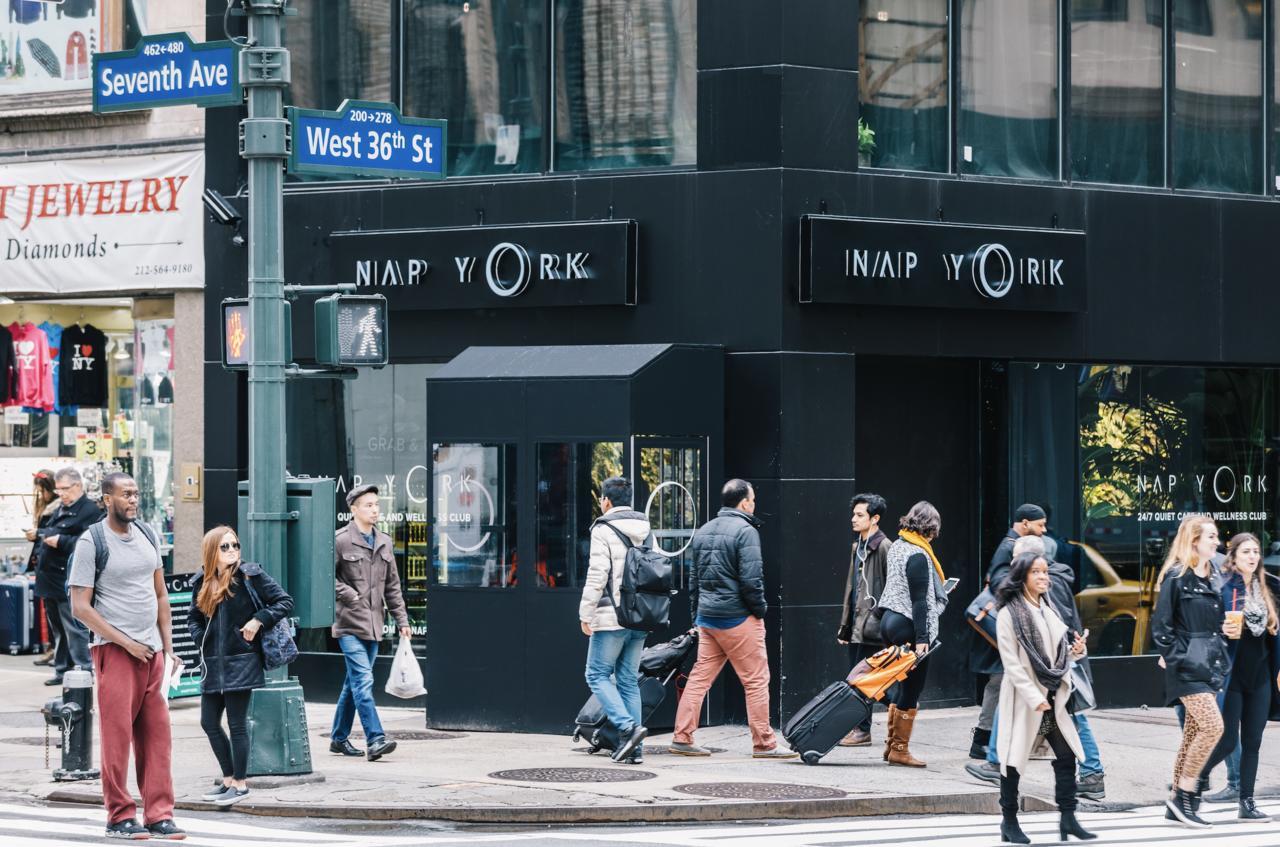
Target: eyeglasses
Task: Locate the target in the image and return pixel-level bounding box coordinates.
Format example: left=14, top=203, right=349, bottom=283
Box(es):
left=219, top=542, right=241, bottom=552
left=54, top=486, right=75, bottom=493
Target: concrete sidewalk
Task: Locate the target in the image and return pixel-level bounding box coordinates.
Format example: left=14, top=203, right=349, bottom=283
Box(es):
left=2, top=656, right=1278, bottom=823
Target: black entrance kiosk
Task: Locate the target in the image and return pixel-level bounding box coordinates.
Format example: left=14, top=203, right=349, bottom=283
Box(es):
left=424, top=344, right=724, bottom=732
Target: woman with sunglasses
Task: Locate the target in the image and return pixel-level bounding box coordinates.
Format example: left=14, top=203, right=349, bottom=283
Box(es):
left=188, top=526, right=292, bottom=806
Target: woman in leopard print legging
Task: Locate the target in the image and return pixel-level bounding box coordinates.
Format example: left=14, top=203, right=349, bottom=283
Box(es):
left=1152, top=515, right=1230, bottom=829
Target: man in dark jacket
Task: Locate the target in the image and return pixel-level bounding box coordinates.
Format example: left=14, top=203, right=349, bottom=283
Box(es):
left=36, top=467, right=102, bottom=685
left=670, top=479, right=795, bottom=759
left=836, top=492, right=889, bottom=747
left=967, top=503, right=1046, bottom=758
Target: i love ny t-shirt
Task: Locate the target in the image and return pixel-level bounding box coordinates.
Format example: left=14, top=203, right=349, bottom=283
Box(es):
left=7, top=323, right=54, bottom=411
left=59, top=324, right=108, bottom=408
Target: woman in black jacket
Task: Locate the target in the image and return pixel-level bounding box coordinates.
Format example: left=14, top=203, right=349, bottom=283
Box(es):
left=188, top=525, right=293, bottom=806
left=1197, top=533, right=1280, bottom=822
left=1151, top=515, right=1230, bottom=828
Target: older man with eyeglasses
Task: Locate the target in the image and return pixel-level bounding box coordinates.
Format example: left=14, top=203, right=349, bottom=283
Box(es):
left=34, top=467, right=103, bottom=685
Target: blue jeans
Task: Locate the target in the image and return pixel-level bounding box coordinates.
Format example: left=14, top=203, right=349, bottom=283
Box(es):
left=331, top=635, right=384, bottom=744
left=987, top=710, right=1104, bottom=777
left=585, top=628, right=647, bottom=736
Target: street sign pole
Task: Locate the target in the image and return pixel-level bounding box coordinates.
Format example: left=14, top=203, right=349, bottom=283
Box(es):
left=240, top=0, right=311, bottom=776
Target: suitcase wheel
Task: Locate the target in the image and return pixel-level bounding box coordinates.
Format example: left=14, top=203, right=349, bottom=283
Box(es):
left=802, top=751, right=822, bottom=766
left=572, top=730, right=581, bottom=743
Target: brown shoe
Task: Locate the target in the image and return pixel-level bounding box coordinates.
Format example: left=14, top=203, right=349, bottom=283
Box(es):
left=839, top=728, right=872, bottom=747
left=885, top=707, right=926, bottom=768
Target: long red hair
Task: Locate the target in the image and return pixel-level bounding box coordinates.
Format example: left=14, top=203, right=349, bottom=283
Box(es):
left=196, top=526, right=240, bottom=617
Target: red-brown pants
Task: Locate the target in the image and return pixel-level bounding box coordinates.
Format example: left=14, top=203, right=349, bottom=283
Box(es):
left=673, top=617, right=777, bottom=752
left=93, top=643, right=174, bottom=826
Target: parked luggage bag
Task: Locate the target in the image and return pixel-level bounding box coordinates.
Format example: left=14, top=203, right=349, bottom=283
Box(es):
left=783, top=680, right=872, bottom=765
left=0, top=577, right=33, bottom=655
left=574, top=675, right=666, bottom=754
left=847, top=642, right=943, bottom=701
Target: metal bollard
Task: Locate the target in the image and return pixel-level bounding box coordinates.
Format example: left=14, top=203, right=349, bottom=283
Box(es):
left=41, top=667, right=100, bottom=781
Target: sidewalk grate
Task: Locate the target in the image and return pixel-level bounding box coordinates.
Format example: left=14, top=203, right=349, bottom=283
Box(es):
left=672, top=782, right=847, bottom=800
left=490, top=767, right=657, bottom=783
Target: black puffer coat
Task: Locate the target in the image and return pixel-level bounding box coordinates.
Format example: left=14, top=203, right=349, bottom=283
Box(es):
left=188, top=562, right=293, bottom=693
left=1152, top=565, right=1230, bottom=705
left=688, top=508, right=766, bottom=620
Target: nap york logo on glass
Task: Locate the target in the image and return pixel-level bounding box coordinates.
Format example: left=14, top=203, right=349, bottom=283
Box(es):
left=799, top=215, right=1086, bottom=313
left=93, top=33, right=240, bottom=113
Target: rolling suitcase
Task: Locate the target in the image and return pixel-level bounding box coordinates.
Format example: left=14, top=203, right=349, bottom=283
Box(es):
left=782, top=680, right=872, bottom=765
left=0, top=576, right=34, bottom=655
left=574, top=675, right=667, bottom=754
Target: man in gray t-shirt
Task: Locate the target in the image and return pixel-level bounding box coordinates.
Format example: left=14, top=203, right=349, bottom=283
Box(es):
left=68, top=472, right=183, bottom=840
left=68, top=519, right=163, bottom=650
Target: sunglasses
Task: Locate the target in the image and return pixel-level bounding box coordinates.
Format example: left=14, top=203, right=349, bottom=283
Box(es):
left=219, top=541, right=241, bottom=552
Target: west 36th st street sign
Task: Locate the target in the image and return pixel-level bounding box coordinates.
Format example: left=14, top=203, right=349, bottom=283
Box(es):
left=288, top=100, right=447, bottom=180
left=93, top=32, right=240, bottom=113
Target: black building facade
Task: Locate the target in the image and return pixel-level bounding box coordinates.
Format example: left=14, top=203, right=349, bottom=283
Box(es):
left=204, top=1, right=1280, bottom=731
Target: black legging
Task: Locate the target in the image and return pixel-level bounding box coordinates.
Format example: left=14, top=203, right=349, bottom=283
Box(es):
left=1000, top=722, right=1078, bottom=815
left=1201, top=685, right=1270, bottom=798
left=880, top=610, right=930, bottom=710
left=201, top=690, right=253, bottom=781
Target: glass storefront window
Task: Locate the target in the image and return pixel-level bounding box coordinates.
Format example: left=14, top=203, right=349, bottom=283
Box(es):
left=403, top=0, right=547, bottom=177
left=553, top=0, right=697, bottom=171
left=639, top=443, right=701, bottom=590
left=958, top=0, right=1058, bottom=179
left=535, top=442, right=624, bottom=588
left=1171, top=1, right=1263, bottom=193
left=431, top=443, right=518, bottom=587
left=286, top=0, right=395, bottom=111
left=858, top=2, right=949, bottom=172
left=1008, top=362, right=1278, bottom=658
left=1069, top=0, right=1164, bottom=186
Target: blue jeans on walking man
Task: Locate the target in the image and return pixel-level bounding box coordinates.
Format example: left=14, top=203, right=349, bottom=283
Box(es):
left=331, top=635, right=385, bottom=744
left=585, top=628, right=647, bottom=746
left=987, top=711, right=1104, bottom=777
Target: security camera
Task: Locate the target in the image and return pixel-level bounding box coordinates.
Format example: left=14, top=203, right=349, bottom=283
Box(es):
left=202, top=188, right=242, bottom=228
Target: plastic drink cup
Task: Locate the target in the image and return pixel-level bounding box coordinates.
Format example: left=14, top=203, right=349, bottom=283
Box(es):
left=1226, top=610, right=1244, bottom=639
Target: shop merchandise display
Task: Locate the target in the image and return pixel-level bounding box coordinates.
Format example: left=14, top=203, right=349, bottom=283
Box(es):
left=0, top=324, right=13, bottom=404
left=58, top=323, right=107, bottom=408
left=7, top=321, right=54, bottom=412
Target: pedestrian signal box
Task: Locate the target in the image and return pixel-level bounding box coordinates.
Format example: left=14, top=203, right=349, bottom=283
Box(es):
left=314, top=294, right=389, bottom=368
left=221, top=298, right=292, bottom=370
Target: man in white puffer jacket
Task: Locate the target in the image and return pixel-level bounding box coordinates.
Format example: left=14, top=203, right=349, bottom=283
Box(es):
left=579, top=476, right=652, bottom=763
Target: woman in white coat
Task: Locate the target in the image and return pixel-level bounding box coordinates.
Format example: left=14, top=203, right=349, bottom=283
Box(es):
left=994, top=553, right=1094, bottom=844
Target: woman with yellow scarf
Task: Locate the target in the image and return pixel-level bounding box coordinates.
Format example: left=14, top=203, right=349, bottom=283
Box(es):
left=876, top=500, right=947, bottom=767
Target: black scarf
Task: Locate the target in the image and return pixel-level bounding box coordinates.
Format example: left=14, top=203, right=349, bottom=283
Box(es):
left=1008, top=594, right=1071, bottom=693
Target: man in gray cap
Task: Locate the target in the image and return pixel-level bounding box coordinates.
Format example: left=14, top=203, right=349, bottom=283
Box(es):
left=329, top=483, right=411, bottom=761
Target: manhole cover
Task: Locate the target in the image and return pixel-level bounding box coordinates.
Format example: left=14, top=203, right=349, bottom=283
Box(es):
left=672, top=782, right=846, bottom=800
left=572, top=745, right=727, bottom=756
left=0, top=736, right=56, bottom=747
left=490, top=767, right=656, bottom=783
left=315, top=730, right=465, bottom=741
left=0, top=713, right=47, bottom=728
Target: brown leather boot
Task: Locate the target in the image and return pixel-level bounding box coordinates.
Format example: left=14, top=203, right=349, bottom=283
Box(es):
left=839, top=727, right=871, bottom=747
left=882, top=704, right=898, bottom=761
left=886, top=707, right=926, bottom=767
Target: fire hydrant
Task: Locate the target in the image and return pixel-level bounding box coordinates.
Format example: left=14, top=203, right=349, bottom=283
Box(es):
left=41, top=667, right=99, bottom=781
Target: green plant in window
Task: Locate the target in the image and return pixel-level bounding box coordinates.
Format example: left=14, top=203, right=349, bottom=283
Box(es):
left=858, top=118, right=876, bottom=158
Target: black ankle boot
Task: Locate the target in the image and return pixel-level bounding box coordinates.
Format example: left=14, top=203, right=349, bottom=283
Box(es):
left=1239, top=796, right=1271, bottom=822
left=1164, top=787, right=1212, bottom=828
left=970, top=727, right=991, bottom=760
left=1059, top=810, right=1097, bottom=841
left=1001, top=813, right=1031, bottom=845
left=1190, top=774, right=1210, bottom=813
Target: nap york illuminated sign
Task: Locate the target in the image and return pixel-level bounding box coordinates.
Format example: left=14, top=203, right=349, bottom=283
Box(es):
left=288, top=100, right=447, bottom=180
left=799, top=215, right=1087, bottom=312
left=93, top=32, right=240, bottom=113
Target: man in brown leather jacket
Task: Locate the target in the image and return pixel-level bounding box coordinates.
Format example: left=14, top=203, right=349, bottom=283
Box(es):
left=836, top=493, right=889, bottom=747
left=329, top=483, right=411, bottom=761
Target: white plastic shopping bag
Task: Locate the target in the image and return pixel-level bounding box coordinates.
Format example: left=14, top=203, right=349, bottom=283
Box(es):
left=385, top=637, right=426, bottom=698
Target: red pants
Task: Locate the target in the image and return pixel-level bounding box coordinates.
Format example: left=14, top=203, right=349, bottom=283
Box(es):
left=673, top=617, right=777, bottom=752
left=92, top=643, right=174, bottom=826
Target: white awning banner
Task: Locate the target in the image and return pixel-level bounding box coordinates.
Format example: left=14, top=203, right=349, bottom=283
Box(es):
left=0, top=150, right=204, bottom=295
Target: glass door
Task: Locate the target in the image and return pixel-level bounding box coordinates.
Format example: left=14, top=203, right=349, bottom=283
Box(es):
left=632, top=437, right=706, bottom=592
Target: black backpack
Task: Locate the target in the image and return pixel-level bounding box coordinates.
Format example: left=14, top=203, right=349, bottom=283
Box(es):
left=597, top=520, right=672, bottom=632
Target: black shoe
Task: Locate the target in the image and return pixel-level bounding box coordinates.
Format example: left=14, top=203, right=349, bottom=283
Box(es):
left=44, top=676, right=63, bottom=686
left=145, top=819, right=186, bottom=840
left=33, top=655, right=54, bottom=667
left=1059, top=810, right=1097, bottom=840
left=1190, top=774, right=1210, bottom=812
left=612, top=725, right=648, bottom=763
left=1000, top=814, right=1030, bottom=844
left=970, top=728, right=990, bottom=760
left=1165, top=788, right=1212, bottom=829
left=625, top=749, right=644, bottom=765
left=1239, top=797, right=1271, bottom=822
left=201, top=783, right=233, bottom=802
left=213, top=788, right=250, bottom=808
left=1204, top=784, right=1239, bottom=804
left=965, top=760, right=1001, bottom=785
left=1076, top=772, right=1106, bottom=801
left=366, top=737, right=397, bottom=761
left=104, top=818, right=149, bottom=839
left=329, top=739, right=362, bottom=757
